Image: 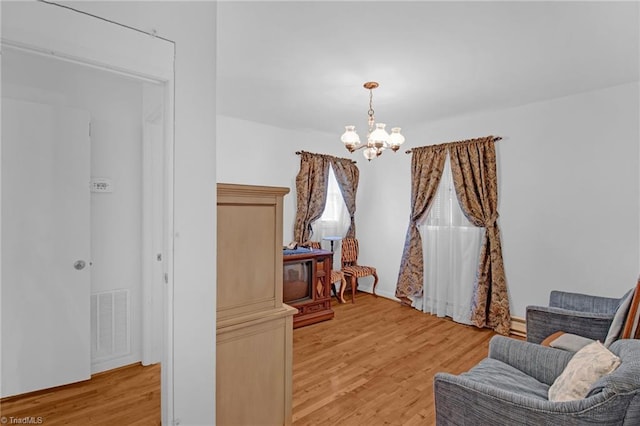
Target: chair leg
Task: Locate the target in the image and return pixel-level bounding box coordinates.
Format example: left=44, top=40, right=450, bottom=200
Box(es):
left=372, top=272, right=379, bottom=297
left=331, top=283, right=339, bottom=302
left=341, top=274, right=350, bottom=304
left=338, top=276, right=347, bottom=304
left=351, top=275, right=357, bottom=304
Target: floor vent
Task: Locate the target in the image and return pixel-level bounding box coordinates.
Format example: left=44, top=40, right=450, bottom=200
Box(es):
left=91, top=289, right=130, bottom=361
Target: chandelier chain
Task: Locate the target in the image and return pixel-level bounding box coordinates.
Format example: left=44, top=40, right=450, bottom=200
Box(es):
left=368, top=89, right=375, bottom=118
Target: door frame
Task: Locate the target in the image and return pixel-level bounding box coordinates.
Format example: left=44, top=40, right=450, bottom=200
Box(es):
left=1, top=2, right=176, bottom=423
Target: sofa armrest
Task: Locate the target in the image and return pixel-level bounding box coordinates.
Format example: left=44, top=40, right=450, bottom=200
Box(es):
left=549, top=290, right=620, bottom=313
left=433, top=372, right=621, bottom=426
left=526, top=305, right=613, bottom=344
left=488, top=336, right=573, bottom=385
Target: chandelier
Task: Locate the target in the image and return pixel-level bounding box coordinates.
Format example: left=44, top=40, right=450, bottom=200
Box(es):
left=341, top=81, right=405, bottom=161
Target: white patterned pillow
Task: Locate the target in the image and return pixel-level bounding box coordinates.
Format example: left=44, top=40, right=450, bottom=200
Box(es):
left=548, top=340, right=621, bottom=402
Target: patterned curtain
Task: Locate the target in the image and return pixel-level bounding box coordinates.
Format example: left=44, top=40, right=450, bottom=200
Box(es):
left=293, top=152, right=331, bottom=243
left=330, top=157, right=359, bottom=238
left=395, top=145, right=447, bottom=306
left=449, top=137, right=510, bottom=335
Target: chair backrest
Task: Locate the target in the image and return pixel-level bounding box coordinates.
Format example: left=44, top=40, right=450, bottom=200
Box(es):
left=305, top=241, right=321, bottom=250
left=341, top=237, right=359, bottom=267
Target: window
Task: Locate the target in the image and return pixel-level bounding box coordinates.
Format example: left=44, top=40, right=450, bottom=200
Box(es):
left=417, top=154, right=485, bottom=324
left=310, top=165, right=350, bottom=268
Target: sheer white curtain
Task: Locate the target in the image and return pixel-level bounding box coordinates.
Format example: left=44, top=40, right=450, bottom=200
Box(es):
left=415, top=153, right=485, bottom=324
left=310, top=165, right=351, bottom=269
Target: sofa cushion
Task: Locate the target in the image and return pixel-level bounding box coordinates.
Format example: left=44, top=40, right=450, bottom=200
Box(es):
left=460, top=358, right=549, bottom=400
left=549, top=340, right=621, bottom=402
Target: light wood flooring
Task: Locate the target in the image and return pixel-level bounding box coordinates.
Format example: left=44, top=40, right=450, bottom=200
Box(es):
left=1, top=292, right=500, bottom=425
left=292, top=292, right=496, bottom=425
left=0, top=362, right=160, bottom=425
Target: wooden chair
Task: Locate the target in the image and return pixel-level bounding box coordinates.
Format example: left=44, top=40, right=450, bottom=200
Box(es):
left=340, top=237, right=378, bottom=303
left=304, top=241, right=347, bottom=303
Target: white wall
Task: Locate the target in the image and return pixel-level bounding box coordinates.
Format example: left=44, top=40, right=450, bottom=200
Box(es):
left=217, top=115, right=346, bottom=243
left=62, top=2, right=218, bottom=424
left=218, top=82, right=640, bottom=321
left=365, top=82, right=640, bottom=317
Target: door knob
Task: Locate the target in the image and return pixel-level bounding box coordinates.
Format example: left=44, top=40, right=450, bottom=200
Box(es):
left=74, top=260, right=86, bottom=270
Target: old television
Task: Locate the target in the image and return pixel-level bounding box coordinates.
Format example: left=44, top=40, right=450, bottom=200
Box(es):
left=283, top=258, right=315, bottom=304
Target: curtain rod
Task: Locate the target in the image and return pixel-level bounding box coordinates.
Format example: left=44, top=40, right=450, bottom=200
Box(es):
left=405, top=136, right=503, bottom=154
left=295, top=150, right=357, bottom=164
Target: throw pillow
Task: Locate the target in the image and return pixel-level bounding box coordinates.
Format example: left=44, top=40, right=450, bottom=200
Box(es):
left=548, top=340, right=621, bottom=402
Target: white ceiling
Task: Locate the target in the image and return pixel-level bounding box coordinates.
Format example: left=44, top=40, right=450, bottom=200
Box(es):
left=217, top=1, right=639, bottom=135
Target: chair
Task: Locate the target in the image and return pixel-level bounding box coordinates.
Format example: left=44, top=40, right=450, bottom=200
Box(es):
left=340, top=237, right=378, bottom=304
left=434, top=336, right=640, bottom=425
left=526, top=280, right=640, bottom=351
left=304, top=241, right=347, bottom=303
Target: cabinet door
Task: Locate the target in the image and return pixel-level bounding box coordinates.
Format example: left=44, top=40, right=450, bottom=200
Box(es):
left=217, top=317, right=291, bottom=425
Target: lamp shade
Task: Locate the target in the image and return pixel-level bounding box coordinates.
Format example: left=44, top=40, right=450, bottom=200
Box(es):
left=363, top=146, right=378, bottom=161
left=389, top=127, right=405, bottom=150
left=368, top=123, right=389, bottom=148
left=341, top=125, right=361, bottom=151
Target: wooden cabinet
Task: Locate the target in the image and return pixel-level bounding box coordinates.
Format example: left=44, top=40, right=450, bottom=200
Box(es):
left=216, top=183, right=296, bottom=426
left=283, top=249, right=335, bottom=328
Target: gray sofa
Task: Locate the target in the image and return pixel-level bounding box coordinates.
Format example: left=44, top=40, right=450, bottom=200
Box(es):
left=433, top=336, right=640, bottom=425
left=526, top=289, right=630, bottom=345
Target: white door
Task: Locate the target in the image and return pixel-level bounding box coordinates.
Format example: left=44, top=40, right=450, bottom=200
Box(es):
left=1, top=98, right=91, bottom=397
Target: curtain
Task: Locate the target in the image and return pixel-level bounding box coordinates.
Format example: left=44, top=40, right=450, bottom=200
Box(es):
left=416, top=154, right=485, bottom=324
left=395, top=145, right=447, bottom=306
left=293, top=152, right=331, bottom=243
left=395, top=135, right=510, bottom=335
left=330, top=157, right=359, bottom=238
left=449, top=137, right=510, bottom=335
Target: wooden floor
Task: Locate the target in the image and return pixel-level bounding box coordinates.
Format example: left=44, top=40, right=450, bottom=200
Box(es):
left=0, top=363, right=160, bottom=425
left=0, top=292, right=499, bottom=425
left=292, top=292, right=496, bottom=425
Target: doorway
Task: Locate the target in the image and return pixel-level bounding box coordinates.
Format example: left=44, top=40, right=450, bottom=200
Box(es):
left=0, top=1, right=174, bottom=420
left=2, top=46, right=165, bottom=376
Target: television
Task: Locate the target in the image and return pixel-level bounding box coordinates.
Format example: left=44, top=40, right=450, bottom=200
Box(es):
left=283, top=259, right=314, bottom=304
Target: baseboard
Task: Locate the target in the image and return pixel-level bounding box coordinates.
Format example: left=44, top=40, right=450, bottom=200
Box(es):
left=356, top=286, right=527, bottom=338
left=92, top=353, right=141, bottom=375
left=368, top=288, right=400, bottom=302
left=510, top=316, right=526, bottom=338
left=347, top=282, right=400, bottom=302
